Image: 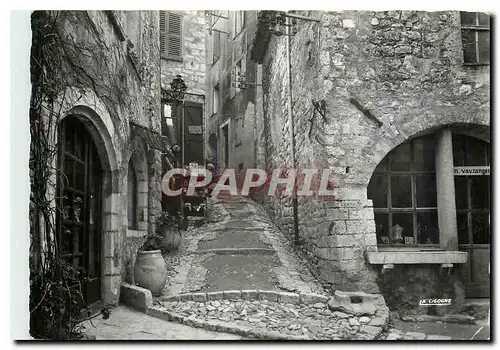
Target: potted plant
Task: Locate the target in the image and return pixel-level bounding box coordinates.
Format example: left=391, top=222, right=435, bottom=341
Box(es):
left=134, top=233, right=169, bottom=296
left=156, top=210, right=183, bottom=252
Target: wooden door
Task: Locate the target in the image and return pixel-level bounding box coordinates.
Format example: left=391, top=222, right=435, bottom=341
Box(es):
left=58, top=117, right=102, bottom=304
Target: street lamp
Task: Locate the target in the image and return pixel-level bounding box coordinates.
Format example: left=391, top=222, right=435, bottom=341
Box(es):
left=162, top=75, right=187, bottom=104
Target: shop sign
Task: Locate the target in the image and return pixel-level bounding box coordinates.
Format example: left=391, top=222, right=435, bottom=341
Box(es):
left=188, top=125, right=202, bottom=134
left=454, top=166, right=490, bottom=176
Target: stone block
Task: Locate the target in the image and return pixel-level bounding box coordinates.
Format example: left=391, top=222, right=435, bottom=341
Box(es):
left=368, top=316, right=388, bottom=327
left=179, top=293, right=192, bottom=302
left=206, top=291, right=224, bottom=300
left=191, top=292, right=208, bottom=302
left=223, top=290, right=242, bottom=300
left=426, top=335, right=452, bottom=340
left=359, top=325, right=383, bottom=338
left=299, top=293, right=329, bottom=305
left=403, top=332, right=426, bottom=340
left=120, top=283, right=153, bottom=312
left=258, top=290, right=279, bottom=302
left=328, top=290, right=389, bottom=316
left=160, top=294, right=180, bottom=302
left=278, top=292, right=300, bottom=304
left=241, top=289, right=258, bottom=300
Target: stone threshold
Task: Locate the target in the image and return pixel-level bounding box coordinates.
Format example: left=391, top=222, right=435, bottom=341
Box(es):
left=186, top=248, right=276, bottom=255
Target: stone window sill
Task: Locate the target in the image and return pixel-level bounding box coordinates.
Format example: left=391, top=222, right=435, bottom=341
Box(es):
left=366, top=251, right=468, bottom=265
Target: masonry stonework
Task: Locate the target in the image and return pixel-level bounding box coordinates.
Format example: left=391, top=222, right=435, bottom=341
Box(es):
left=254, top=10, right=489, bottom=303
left=50, top=11, right=163, bottom=304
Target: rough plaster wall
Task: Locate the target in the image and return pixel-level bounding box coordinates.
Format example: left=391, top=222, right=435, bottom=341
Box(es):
left=259, top=10, right=489, bottom=295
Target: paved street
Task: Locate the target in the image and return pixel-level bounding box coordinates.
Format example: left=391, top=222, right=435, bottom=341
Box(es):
left=84, top=197, right=491, bottom=341
left=163, top=195, right=324, bottom=297
left=82, top=305, right=244, bottom=340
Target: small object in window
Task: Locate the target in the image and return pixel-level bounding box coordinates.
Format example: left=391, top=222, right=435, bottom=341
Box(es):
left=381, top=236, right=390, bottom=244
left=405, top=236, right=415, bottom=245
left=392, top=224, right=404, bottom=244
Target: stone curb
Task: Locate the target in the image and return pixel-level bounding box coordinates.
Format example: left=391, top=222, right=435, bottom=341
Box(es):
left=146, top=305, right=310, bottom=340
left=120, top=283, right=153, bottom=312
left=187, top=248, right=276, bottom=256
left=157, top=290, right=331, bottom=306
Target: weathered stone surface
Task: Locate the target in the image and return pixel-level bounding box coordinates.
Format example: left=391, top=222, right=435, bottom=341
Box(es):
left=359, top=325, right=383, bottom=338
left=241, top=290, right=259, bottom=300
left=191, top=292, right=208, bottom=302
left=206, top=291, right=224, bottom=300
left=426, top=334, right=452, bottom=340
left=300, top=293, right=329, bottom=305
left=223, top=290, right=242, bottom=300
left=359, top=316, right=371, bottom=324
left=403, top=331, right=426, bottom=340
left=259, top=291, right=279, bottom=302
left=278, top=292, right=300, bottom=304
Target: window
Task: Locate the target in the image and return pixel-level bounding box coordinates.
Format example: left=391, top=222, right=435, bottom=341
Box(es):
left=212, top=30, right=221, bottom=64
left=368, top=136, right=438, bottom=246
left=231, top=58, right=244, bottom=98
left=460, top=11, right=490, bottom=65
left=127, top=160, right=138, bottom=229
left=453, top=134, right=491, bottom=245
left=212, top=84, right=220, bottom=115
left=160, top=11, right=182, bottom=61
left=163, top=104, right=173, bottom=126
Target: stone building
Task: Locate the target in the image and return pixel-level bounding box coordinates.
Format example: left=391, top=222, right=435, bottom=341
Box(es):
left=205, top=11, right=265, bottom=171
left=160, top=10, right=206, bottom=171
left=245, top=10, right=490, bottom=311
left=30, top=10, right=178, bottom=306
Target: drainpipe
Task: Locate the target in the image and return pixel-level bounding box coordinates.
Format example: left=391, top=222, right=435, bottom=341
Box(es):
left=285, top=15, right=300, bottom=246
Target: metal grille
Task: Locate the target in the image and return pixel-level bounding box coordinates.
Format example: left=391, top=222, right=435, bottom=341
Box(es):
left=130, top=122, right=173, bottom=154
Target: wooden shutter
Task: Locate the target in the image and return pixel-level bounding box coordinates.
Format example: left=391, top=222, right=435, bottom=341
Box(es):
left=160, top=11, right=182, bottom=60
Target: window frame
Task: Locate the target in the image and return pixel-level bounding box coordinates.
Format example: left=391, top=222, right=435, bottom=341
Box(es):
left=127, top=160, right=138, bottom=230
left=460, top=11, right=490, bottom=66
left=160, top=11, right=183, bottom=62
left=369, top=137, right=439, bottom=247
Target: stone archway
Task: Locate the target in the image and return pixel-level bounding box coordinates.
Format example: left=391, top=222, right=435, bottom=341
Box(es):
left=61, top=104, right=122, bottom=305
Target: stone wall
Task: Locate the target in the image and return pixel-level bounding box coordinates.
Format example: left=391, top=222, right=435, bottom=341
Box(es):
left=256, top=10, right=489, bottom=297
left=160, top=10, right=206, bottom=97
left=52, top=10, right=163, bottom=304
left=205, top=11, right=262, bottom=170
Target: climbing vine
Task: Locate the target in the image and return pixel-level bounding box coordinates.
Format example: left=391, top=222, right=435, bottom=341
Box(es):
left=27, top=10, right=147, bottom=339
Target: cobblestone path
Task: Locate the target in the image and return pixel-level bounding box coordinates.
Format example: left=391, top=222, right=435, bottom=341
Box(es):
left=162, top=196, right=324, bottom=297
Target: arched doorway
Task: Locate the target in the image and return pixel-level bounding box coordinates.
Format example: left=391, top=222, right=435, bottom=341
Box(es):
left=58, top=116, right=103, bottom=304
left=367, top=128, right=490, bottom=298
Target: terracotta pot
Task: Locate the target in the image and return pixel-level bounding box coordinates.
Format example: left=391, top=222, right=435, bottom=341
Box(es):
left=134, top=250, right=167, bottom=296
